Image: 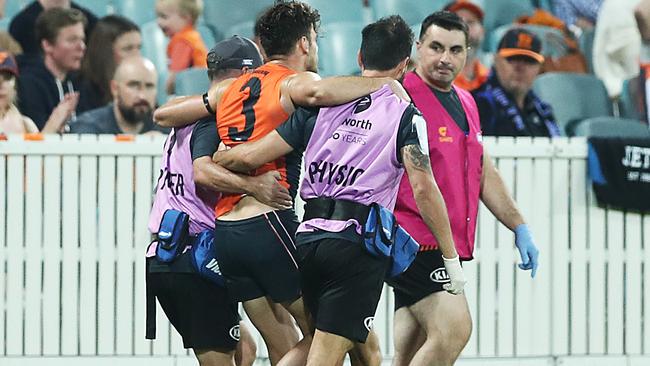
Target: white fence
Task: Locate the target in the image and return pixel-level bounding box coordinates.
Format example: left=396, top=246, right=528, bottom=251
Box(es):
left=1, top=135, right=649, bottom=365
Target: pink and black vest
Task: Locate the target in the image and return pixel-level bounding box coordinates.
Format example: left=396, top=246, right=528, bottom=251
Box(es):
left=297, top=85, right=411, bottom=234
left=148, top=124, right=219, bottom=237
left=395, top=72, right=483, bottom=260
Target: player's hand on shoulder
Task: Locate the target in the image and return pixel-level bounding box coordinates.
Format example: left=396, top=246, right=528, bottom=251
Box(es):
left=442, top=255, right=467, bottom=295
left=249, top=171, right=293, bottom=210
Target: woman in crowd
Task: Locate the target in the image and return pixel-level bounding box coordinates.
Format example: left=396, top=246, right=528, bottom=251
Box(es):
left=79, top=15, right=141, bottom=110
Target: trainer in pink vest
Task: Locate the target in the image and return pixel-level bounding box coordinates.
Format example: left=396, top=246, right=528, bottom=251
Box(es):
left=148, top=124, right=219, bottom=241
left=298, top=85, right=410, bottom=235
left=394, top=71, right=483, bottom=260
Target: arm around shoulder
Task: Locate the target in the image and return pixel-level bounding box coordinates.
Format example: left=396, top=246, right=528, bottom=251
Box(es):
left=285, top=72, right=397, bottom=107
left=154, top=79, right=233, bottom=128
left=213, top=130, right=294, bottom=173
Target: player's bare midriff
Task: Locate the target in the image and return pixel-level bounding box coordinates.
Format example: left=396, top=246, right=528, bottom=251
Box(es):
left=217, top=195, right=277, bottom=221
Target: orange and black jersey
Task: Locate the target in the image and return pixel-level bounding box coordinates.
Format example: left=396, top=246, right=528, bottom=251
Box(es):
left=215, top=63, right=299, bottom=216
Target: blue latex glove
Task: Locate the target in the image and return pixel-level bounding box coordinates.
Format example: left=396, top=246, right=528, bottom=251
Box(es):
left=514, top=224, right=539, bottom=278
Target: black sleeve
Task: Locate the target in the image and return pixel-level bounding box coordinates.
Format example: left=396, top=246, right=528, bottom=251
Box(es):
left=190, top=117, right=221, bottom=161
left=275, top=107, right=319, bottom=152
left=395, top=104, right=423, bottom=163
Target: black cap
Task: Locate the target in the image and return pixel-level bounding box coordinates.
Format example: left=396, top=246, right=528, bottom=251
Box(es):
left=207, top=35, right=263, bottom=72
left=497, top=28, right=544, bottom=63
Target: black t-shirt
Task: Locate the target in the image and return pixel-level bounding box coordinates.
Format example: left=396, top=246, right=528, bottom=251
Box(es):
left=276, top=104, right=423, bottom=245
left=431, top=87, right=469, bottom=133
left=190, top=117, right=220, bottom=160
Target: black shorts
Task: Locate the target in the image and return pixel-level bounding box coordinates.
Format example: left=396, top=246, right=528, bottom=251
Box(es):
left=147, top=268, right=240, bottom=350
left=214, top=209, right=301, bottom=303
left=297, top=238, right=390, bottom=343
left=387, top=249, right=452, bottom=310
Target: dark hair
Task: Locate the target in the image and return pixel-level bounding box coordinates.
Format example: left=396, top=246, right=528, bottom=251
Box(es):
left=254, top=1, right=320, bottom=58
left=360, top=16, right=413, bottom=71
left=419, top=11, right=468, bottom=45
left=35, top=7, right=87, bottom=46
left=81, top=15, right=140, bottom=105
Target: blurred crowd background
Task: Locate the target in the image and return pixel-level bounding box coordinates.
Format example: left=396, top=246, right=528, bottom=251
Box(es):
left=0, top=0, right=648, bottom=139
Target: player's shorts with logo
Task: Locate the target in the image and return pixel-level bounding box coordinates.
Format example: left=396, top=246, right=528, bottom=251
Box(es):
left=147, top=254, right=240, bottom=350
left=214, top=209, right=301, bottom=303
left=387, top=249, right=455, bottom=310
left=297, top=238, right=390, bottom=343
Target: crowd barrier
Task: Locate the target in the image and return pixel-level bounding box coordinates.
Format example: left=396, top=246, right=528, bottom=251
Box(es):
left=1, top=135, right=649, bottom=366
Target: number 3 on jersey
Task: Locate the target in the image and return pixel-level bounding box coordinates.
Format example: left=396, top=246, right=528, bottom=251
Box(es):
left=228, top=77, right=261, bottom=141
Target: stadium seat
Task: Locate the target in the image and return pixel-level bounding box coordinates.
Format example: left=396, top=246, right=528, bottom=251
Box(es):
left=532, top=0, right=553, bottom=11
left=619, top=78, right=643, bottom=121
left=4, top=0, right=30, bottom=20
left=140, top=21, right=169, bottom=105
left=76, top=0, right=112, bottom=17
left=304, top=0, right=367, bottom=25
left=372, top=0, right=447, bottom=25
left=114, top=0, right=157, bottom=25
left=197, top=21, right=218, bottom=48
left=0, top=18, right=9, bottom=32
left=202, top=0, right=269, bottom=39
left=317, top=22, right=364, bottom=77
left=482, top=0, right=535, bottom=37
left=533, top=72, right=613, bottom=135
left=410, top=23, right=421, bottom=60
left=175, top=67, right=210, bottom=96
left=487, top=24, right=567, bottom=58
left=225, top=21, right=255, bottom=40
left=573, top=117, right=650, bottom=138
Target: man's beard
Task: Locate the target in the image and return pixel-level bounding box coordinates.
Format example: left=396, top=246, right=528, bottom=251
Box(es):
left=117, top=99, right=152, bottom=125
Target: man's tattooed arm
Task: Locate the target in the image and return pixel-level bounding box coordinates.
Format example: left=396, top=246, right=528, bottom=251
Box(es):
left=401, top=144, right=432, bottom=172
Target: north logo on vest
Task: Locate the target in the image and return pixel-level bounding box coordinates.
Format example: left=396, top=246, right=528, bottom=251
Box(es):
left=229, top=325, right=240, bottom=341
left=430, top=267, right=450, bottom=283
left=353, top=95, right=372, bottom=113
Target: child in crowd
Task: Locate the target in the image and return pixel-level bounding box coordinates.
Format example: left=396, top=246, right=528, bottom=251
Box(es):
left=156, top=0, right=207, bottom=95
left=0, top=51, right=38, bottom=134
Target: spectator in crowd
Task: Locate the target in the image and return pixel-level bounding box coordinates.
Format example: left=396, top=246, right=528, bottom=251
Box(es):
left=17, top=7, right=87, bottom=133
left=156, top=0, right=207, bottom=95
left=635, top=0, right=650, bottom=123
left=70, top=56, right=166, bottom=134
left=552, top=0, right=603, bottom=36
left=79, top=15, right=141, bottom=111
left=0, top=51, right=38, bottom=134
left=473, top=28, right=560, bottom=137
left=593, top=0, right=642, bottom=97
left=0, top=0, right=21, bottom=56
left=444, top=0, right=489, bottom=91
left=9, top=0, right=97, bottom=64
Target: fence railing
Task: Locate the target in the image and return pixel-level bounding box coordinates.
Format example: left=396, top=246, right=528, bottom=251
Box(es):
left=1, top=135, right=649, bottom=363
